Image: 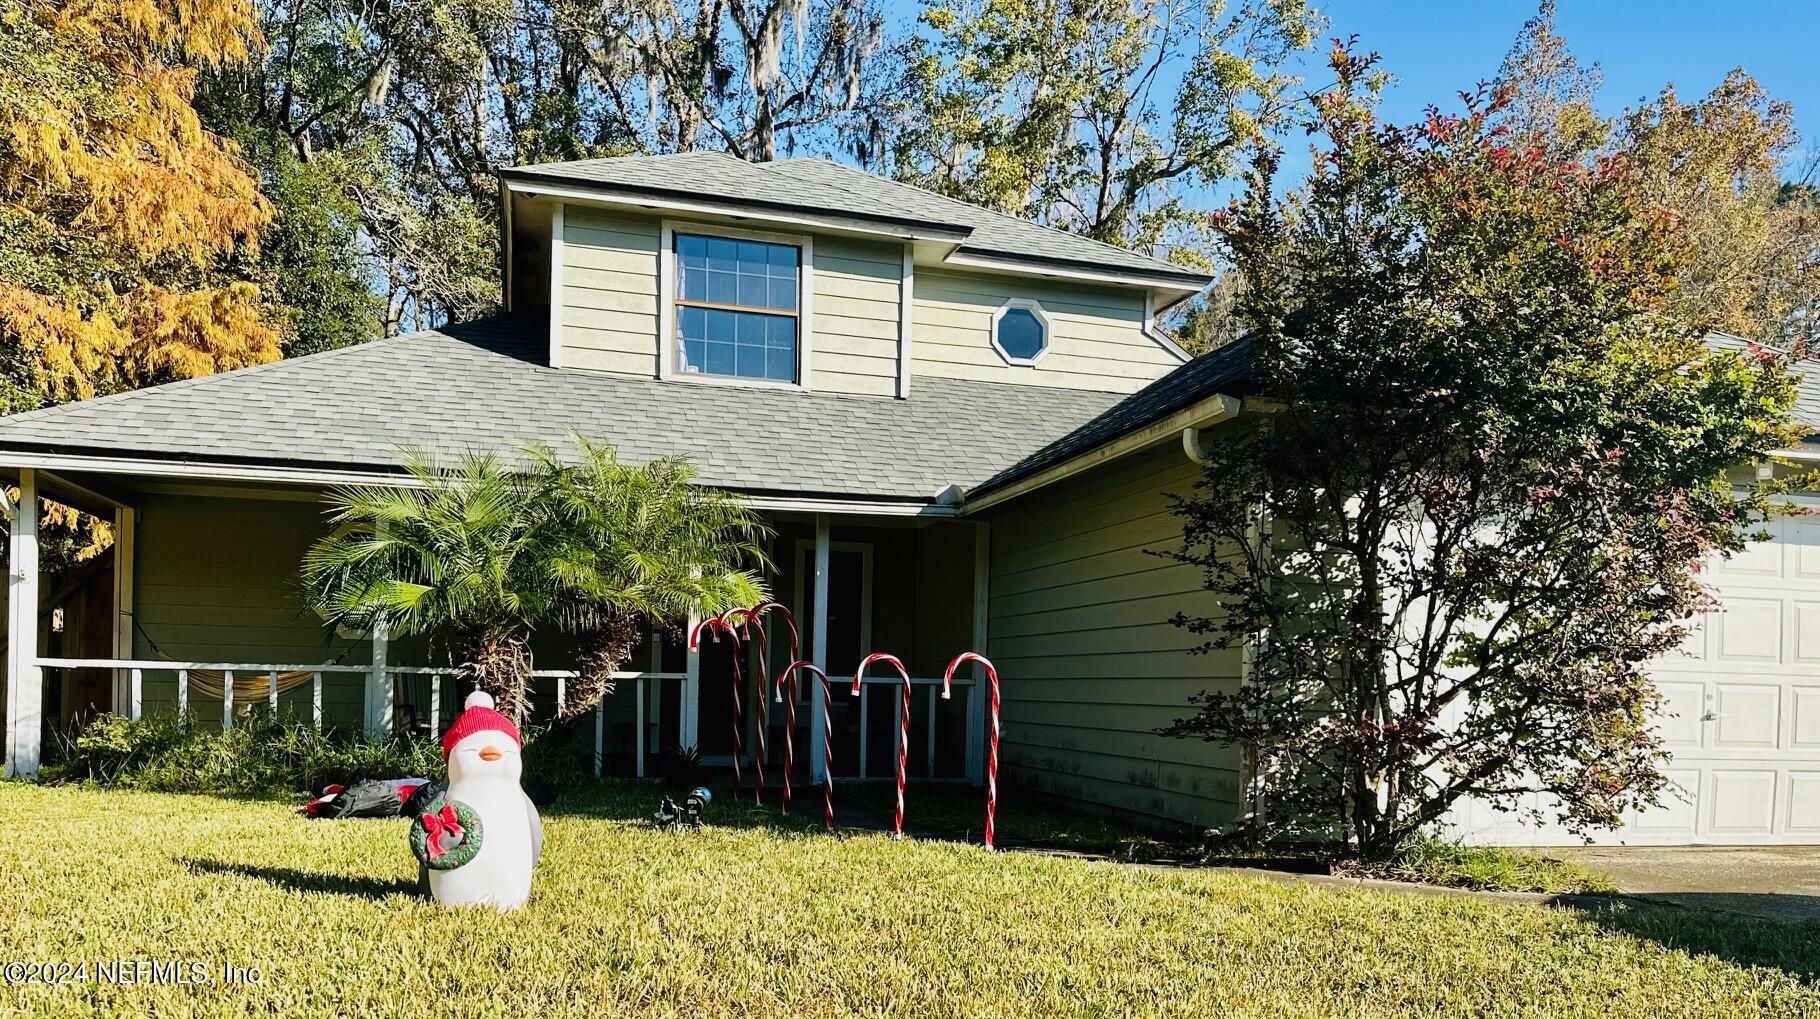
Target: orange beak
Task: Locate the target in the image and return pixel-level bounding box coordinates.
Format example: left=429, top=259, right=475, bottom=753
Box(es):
left=478, top=746, right=503, bottom=762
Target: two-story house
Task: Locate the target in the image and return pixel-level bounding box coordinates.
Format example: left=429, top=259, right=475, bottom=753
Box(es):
left=7, top=151, right=1816, bottom=847
left=0, top=152, right=1258, bottom=831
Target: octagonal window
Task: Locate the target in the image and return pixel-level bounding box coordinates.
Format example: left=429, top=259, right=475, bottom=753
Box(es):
left=992, top=301, right=1050, bottom=364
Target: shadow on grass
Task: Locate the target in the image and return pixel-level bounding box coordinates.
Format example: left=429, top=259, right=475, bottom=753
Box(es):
left=185, top=858, right=422, bottom=901
left=1550, top=894, right=1820, bottom=984
left=540, top=782, right=830, bottom=836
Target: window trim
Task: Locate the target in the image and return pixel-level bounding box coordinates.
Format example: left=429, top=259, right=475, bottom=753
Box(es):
left=658, top=219, right=814, bottom=390
left=989, top=297, right=1053, bottom=367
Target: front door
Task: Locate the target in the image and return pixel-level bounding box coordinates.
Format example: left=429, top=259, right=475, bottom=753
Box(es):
left=791, top=541, right=871, bottom=777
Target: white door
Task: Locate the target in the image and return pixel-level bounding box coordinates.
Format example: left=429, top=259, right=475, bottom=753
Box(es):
left=1451, top=513, right=1820, bottom=846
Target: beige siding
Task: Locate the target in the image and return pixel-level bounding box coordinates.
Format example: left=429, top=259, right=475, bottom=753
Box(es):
left=561, top=207, right=662, bottom=376
left=559, top=210, right=906, bottom=393
left=913, top=270, right=1179, bottom=393
left=131, top=492, right=368, bottom=725
left=810, top=236, right=901, bottom=396
left=555, top=209, right=1173, bottom=396
left=985, top=443, right=1243, bottom=828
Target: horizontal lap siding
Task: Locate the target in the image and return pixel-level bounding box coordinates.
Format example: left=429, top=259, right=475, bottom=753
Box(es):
left=133, top=493, right=366, bottom=726
left=811, top=236, right=901, bottom=396
left=986, top=444, right=1243, bottom=828
left=913, top=270, right=1178, bottom=393
left=562, top=209, right=661, bottom=376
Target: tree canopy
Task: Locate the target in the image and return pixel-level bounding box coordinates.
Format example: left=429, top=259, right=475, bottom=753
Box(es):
left=1163, top=43, right=1810, bottom=858
left=1492, top=2, right=1820, bottom=343
left=896, top=0, right=1321, bottom=259
left=0, top=0, right=280, bottom=412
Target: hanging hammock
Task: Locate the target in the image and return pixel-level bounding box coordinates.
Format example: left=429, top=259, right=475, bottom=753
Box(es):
left=129, top=614, right=361, bottom=703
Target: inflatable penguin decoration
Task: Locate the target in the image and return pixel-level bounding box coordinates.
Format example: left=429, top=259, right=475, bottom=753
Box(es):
left=411, top=691, right=542, bottom=910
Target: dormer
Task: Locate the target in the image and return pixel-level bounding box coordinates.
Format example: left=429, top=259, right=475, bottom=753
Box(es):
left=498, top=153, right=1210, bottom=396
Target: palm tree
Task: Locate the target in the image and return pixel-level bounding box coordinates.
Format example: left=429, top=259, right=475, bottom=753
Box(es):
left=530, top=438, right=768, bottom=720
left=300, top=440, right=769, bottom=724
left=302, top=451, right=552, bottom=720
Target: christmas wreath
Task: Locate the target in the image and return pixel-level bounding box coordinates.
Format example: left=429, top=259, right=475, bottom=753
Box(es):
left=410, top=797, right=484, bottom=871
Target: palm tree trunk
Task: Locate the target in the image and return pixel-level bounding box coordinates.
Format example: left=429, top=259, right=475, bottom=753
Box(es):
left=564, top=612, right=641, bottom=721
left=466, top=630, right=533, bottom=723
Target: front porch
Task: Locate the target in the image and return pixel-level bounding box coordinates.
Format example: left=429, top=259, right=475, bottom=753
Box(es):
left=2, top=467, right=991, bottom=788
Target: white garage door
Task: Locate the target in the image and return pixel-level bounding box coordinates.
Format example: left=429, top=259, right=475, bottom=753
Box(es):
left=1450, top=513, right=1820, bottom=846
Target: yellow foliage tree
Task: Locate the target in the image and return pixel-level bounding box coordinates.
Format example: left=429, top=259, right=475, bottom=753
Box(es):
left=0, top=0, right=280, bottom=409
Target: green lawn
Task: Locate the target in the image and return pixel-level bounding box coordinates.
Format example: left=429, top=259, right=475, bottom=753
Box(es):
left=1, top=784, right=1817, bottom=1018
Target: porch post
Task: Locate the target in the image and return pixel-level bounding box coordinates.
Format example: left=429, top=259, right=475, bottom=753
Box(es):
left=365, top=616, right=390, bottom=735
left=966, top=520, right=990, bottom=785
left=681, top=607, right=700, bottom=749
left=5, top=469, right=40, bottom=778
left=364, top=523, right=391, bottom=735
left=810, top=513, right=831, bottom=783
left=111, top=505, right=135, bottom=714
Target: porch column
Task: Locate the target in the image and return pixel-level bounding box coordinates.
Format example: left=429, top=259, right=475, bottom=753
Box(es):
left=363, top=524, right=391, bottom=735
left=810, top=513, right=831, bottom=783
left=966, top=520, right=990, bottom=785
left=5, top=469, right=40, bottom=778
left=365, top=616, right=390, bottom=735
left=681, top=606, right=701, bottom=749
left=111, top=505, right=135, bottom=714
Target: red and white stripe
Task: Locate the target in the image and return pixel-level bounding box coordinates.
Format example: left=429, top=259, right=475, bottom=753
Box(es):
left=943, top=652, right=1001, bottom=850
left=744, top=601, right=801, bottom=806
left=854, top=652, right=913, bottom=837
left=780, top=661, right=836, bottom=831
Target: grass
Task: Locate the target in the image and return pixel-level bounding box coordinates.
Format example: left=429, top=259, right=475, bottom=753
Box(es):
left=2, top=784, right=1818, bottom=1018
left=836, top=781, right=1187, bottom=859
left=1378, top=835, right=1622, bottom=895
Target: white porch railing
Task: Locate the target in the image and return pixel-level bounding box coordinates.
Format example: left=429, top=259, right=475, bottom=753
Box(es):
left=811, top=672, right=981, bottom=784
left=36, top=657, right=983, bottom=784
left=34, top=657, right=686, bottom=778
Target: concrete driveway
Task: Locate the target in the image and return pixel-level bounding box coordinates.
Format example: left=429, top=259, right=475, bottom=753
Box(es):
left=1551, top=846, right=1820, bottom=922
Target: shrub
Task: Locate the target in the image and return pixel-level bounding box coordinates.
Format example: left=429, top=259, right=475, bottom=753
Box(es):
left=49, top=713, right=446, bottom=795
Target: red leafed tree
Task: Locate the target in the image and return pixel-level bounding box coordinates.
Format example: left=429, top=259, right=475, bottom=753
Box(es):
left=1162, top=43, right=1811, bottom=860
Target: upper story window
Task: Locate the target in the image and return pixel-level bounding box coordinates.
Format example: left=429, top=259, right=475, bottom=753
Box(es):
left=674, top=232, right=800, bottom=382
left=990, top=298, right=1051, bottom=366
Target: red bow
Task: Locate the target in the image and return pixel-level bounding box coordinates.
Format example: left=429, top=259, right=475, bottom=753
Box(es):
left=420, top=804, right=464, bottom=861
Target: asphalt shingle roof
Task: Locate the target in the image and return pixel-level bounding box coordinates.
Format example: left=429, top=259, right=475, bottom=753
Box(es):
left=0, top=314, right=1125, bottom=503
left=499, top=152, right=1210, bottom=286
left=970, top=337, right=1256, bottom=499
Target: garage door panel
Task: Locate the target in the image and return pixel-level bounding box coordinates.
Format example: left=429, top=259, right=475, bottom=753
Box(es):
left=1631, top=769, right=1701, bottom=835
left=1714, top=684, right=1781, bottom=749
left=1793, top=524, right=1820, bottom=582
left=1654, top=681, right=1705, bottom=747
left=1795, top=602, right=1820, bottom=662
left=1789, top=773, right=1820, bottom=833
left=1713, top=524, right=1783, bottom=580
left=1793, top=688, right=1820, bottom=749
left=1709, top=770, right=1779, bottom=834
left=1714, top=599, right=1784, bottom=662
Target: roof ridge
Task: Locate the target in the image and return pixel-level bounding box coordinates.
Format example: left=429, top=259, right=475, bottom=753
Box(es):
left=779, top=156, right=1194, bottom=275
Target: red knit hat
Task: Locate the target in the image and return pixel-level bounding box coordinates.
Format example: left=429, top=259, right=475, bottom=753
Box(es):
left=442, top=690, right=521, bottom=759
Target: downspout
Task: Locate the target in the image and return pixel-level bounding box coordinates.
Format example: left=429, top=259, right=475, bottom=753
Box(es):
left=1181, top=425, right=1217, bottom=466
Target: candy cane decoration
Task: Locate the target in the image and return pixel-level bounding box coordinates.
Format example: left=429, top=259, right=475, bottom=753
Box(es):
left=743, top=601, right=798, bottom=806
left=772, top=651, right=799, bottom=813
left=687, top=617, right=745, bottom=801
left=854, top=652, right=913, bottom=837
left=943, top=653, right=1001, bottom=850
left=779, top=661, right=836, bottom=831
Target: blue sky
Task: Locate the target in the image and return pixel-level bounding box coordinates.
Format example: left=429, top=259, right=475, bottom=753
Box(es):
left=882, top=0, right=1819, bottom=172
left=1320, top=0, right=1817, bottom=148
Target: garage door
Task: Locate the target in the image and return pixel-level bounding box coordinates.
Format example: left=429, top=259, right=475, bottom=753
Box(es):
left=1450, top=513, right=1820, bottom=846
